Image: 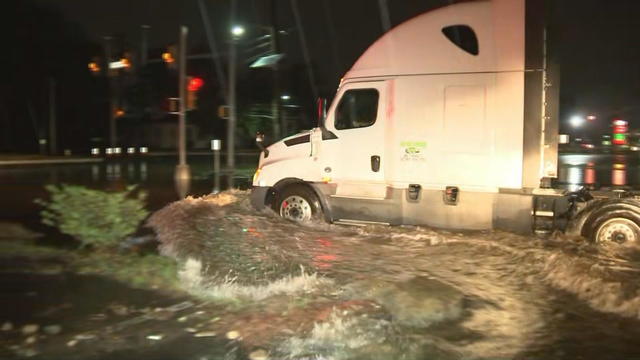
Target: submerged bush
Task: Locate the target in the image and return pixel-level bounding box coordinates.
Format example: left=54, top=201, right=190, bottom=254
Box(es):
left=36, top=185, right=149, bottom=249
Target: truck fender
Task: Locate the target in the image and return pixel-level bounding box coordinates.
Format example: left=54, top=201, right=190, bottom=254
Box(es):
left=565, top=198, right=640, bottom=240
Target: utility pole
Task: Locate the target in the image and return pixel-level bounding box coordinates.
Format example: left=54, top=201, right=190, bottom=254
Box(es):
left=197, top=0, right=228, bottom=103
left=175, top=26, right=191, bottom=180
left=141, top=25, right=150, bottom=66
left=48, top=77, right=57, bottom=155
left=227, top=0, right=238, bottom=170
left=290, top=0, right=319, bottom=101
left=104, top=36, right=117, bottom=148
left=269, top=0, right=282, bottom=139
left=377, top=0, right=392, bottom=33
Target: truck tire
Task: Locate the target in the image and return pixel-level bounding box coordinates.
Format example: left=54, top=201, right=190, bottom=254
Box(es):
left=274, top=184, right=323, bottom=223
left=592, top=212, right=640, bottom=246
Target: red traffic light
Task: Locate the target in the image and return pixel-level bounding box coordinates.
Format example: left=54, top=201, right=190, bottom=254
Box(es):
left=187, top=77, right=204, bottom=92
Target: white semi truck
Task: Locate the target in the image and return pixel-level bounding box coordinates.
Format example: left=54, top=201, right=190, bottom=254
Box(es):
left=250, top=0, right=640, bottom=245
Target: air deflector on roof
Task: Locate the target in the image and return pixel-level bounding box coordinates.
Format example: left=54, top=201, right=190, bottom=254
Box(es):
left=442, top=25, right=479, bottom=56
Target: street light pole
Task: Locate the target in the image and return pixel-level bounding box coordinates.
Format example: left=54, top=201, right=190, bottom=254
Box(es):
left=104, top=36, right=117, bottom=148
left=175, top=26, right=191, bottom=181
left=140, top=25, right=150, bottom=67
left=48, top=77, right=57, bottom=155
left=269, top=0, right=282, bottom=139
left=227, top=0, right=239, bottom=171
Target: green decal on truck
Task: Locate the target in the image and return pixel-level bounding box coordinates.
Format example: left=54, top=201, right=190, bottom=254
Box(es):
left=400, top=141, right=427, bottom=161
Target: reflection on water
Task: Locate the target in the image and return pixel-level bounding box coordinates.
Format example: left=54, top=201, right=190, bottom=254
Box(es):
left=0, top=156, right=252, bottom=223
left=558, top=153, right=640, bottom=189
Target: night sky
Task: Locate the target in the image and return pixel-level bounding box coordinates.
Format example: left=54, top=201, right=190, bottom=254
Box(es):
left=4, top=0, right=640, bottom=152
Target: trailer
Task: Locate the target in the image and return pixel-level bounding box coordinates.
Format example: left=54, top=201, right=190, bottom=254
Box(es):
left=250, top=0, right=640, bottom=245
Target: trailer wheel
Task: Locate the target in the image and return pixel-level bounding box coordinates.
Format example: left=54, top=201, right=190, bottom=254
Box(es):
left=592, top=214, right=640, bottom=246
left=274, top=184, right=323, bottom=223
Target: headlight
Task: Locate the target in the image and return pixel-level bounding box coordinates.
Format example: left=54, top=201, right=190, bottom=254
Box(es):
left=252, top=168, right=262, bottom=184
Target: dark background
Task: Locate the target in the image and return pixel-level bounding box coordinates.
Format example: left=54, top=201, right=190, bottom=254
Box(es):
left=2, top=0, right=639, bottom=153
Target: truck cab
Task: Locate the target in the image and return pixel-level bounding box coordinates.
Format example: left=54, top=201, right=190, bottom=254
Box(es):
left=250, top=0, right=640, bottom=246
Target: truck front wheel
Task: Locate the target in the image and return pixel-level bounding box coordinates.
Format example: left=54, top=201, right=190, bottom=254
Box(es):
left=593, top=215, right=640, bottom=246
left=274, top=184, right=323, bottom=223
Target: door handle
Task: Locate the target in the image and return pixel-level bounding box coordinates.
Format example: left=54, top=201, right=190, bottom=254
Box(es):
left=371, top=155, right=381, bottom=172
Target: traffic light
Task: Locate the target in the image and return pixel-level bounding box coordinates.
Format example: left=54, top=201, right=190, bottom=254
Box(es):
left=186, top=76, right=204, bottom=110
left=88, top=56, right=101, bottom=75
left=162, top=45, right=177, bottom=69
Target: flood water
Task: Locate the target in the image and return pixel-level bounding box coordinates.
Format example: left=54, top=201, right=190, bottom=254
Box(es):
left=147, top=189, right=640, bottom=360
left=0, top=154, right=254, bottom=226
left=2, top=152, right=640, bottom=359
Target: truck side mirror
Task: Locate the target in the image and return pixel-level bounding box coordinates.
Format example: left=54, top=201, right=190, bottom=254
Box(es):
left=255, top=132, right=269, bottom=157
left=316, top=97, right=327, bottom=128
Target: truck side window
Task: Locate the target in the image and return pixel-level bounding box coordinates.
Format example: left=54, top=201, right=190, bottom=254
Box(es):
left=442, top=25, right=479, bottom=56
left=334, top=89, right=379, bottom=130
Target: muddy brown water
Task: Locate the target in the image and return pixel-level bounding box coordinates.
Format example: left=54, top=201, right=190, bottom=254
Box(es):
left=145, top=191, right=640, bottom=360
left=2, top=154, right=640, bottom=359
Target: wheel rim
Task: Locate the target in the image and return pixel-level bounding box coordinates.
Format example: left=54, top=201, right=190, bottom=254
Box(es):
left=280, top=195, right=313, bottom=222
left=595, top=218, right=639, bottom=245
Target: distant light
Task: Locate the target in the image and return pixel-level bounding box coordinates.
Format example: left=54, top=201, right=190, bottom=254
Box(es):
left=231, top=25, right=245, bottom=37
left=88, top=62, right=101, bottom=72
left=567, top=167, right=582, bottom=186
left=162, top=52, right=175, bottom=63
left=127, top=147, right=136, bottom=154
left=114, top=147, right=122, bottom=154
left=187, top=77, right=204, bottom=92
left=91, top=148, right=100, bottom=155
left=280, top=94, right=291, bottom=101
left=613, top=119, right=627, bottom=126
left=586, top=115, right=596, bottom=121
left=631, top=146, right=640, bottom=152
left=139, top=147, right=149, bottom=154
left=211, top=139, right=222, bottom=151
left=105, top=148, right=114, bottom=155
left=570, top=115, right=584, bottom=128
left=115, top=108, right=125, bottom=117
left=109, top=60, right=129, bottom=69
left=559, top=134, right=570, bottom=144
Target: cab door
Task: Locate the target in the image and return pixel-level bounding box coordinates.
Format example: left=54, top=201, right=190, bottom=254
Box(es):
left=323, top=81, right=388, bottom=199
